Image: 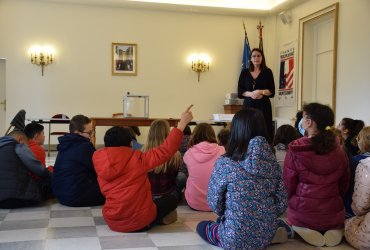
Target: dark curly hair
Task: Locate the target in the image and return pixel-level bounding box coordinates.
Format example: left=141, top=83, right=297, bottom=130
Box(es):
left=303, top=102, right=336, bottom=154
left=104, top=126, right=133, bottom=147
left=273, top=124, right=299, bottom=147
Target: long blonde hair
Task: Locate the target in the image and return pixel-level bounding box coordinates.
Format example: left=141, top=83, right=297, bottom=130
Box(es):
left=143, top=119, right=182, bottom=174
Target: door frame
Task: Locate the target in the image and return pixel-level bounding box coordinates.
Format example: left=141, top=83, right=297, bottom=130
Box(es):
left=298, top=3, right=339, bottom=112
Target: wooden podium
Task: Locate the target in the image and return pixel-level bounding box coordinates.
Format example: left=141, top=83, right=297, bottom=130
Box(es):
left=223, top=105, right=243, bottom=114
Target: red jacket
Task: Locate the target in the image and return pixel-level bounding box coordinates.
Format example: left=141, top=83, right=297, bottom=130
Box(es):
left=28, top=140, right=46, bottom=167
left=92, top=128, right=183, bottom=232
left=284, top=136, right=349, bottom=230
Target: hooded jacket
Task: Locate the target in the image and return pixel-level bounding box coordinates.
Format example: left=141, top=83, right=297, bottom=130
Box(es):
left=0, top=136, right=50, bottom=204
left=52, top=133, right=103, bottom=206
left=345, top=157, right=370, bottom=249
left=284, top=136, right=349, bottom=231
left=92, top=128, right=183, bottom=232
left=207, top=136, right=287, bottom=249
left=184, top=141, right=225, bottom=211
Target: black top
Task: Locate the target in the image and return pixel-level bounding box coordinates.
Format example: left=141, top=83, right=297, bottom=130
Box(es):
left=237, top=68, right=275, bottom=140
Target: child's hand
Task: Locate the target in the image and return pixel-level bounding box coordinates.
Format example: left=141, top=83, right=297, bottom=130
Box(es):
left=177, top=105, right=193, bottom=131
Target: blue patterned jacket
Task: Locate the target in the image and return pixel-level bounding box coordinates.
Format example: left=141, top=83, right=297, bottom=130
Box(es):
left=207, top=136, right=287, bottom=250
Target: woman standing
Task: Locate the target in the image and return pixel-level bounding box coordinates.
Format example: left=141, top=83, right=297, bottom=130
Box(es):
left=238, top=48, right=275, bottom=141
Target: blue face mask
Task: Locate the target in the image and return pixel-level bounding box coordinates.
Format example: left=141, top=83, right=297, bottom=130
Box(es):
left=298, top=118, right=305, bottom=136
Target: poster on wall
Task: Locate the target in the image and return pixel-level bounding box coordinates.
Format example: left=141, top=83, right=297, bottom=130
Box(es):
left=276, top=41, right=296, bottom=107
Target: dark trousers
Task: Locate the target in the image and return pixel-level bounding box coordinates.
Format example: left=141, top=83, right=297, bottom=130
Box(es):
left=59, top=183, right=105, bottom=207
left=133, top=194, right=178, bottom=232
left=153, top=194, right=178, bottom=223
left=0, top=199, right=38, bottom=209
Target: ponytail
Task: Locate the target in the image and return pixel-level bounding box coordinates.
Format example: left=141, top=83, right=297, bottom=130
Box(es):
left=311, top=128, right=337, bottom=154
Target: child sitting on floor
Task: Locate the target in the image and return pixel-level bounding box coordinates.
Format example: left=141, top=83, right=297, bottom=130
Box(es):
left=272, top=124, right=299, bottom=170
left=284, top=103, right=349, bottom=247
left=143, top=119, right=183, bottom=203
left=184, top=123, right=225, bottom=211
left=24, top=122, right=53, bottom=172
left=92, top=105, right=193, bottom=232
left=196, top=108, right=288, bottom=249
left=345, top=126, right=370, bottom=249
left=0, top=130, right=52, bottom=208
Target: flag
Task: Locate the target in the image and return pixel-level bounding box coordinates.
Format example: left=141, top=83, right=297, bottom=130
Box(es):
left=242, top=22, right=251, bottom=70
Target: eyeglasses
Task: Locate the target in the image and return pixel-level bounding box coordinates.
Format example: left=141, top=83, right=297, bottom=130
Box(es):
left=81, top=130, right=95, bottom=137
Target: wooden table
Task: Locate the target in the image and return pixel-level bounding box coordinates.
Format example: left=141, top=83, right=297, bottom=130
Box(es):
left=90, top=117, right=180, bottom=145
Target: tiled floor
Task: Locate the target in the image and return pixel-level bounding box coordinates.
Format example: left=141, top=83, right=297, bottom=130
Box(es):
left=0, top=201, right=355, bottom=250
left=0, top=152, right=354, bottom=250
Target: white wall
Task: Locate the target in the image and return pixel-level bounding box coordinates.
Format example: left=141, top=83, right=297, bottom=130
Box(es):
left=1, top=0, right=369, bottom=144
left=273, top=0, right=370, bottom=125
left=0, top=0, right=263, bottom=143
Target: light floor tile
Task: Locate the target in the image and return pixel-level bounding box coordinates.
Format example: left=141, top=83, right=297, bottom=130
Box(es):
left=96, top=225, right=147, bottom=237
left=148, top=222, right=193, bottom=234
left=47, top=226, right=97, bottom=239
left=100, top=235, right=155, bottom=249
left=0, top=228, right=47, bottom=243
left=0, top=240, right=45, bottom=250
left=177, top=206, right=199, bottom=213
left=45, top=237, right=101, bottom=250
left=4, top=211, right=50, bottom=221
left=158, top=246, right=220, bottom=250
left=91, top=208, right=103, bottom=217
left=178, top=213, right=218, bottom=223
left=50, top=209, right=92, bottom=218
left=109, top=248, right=158, bottom=250
left=149, top=232, right=205, bottom=247
left=183, top=221, right=199, bottom=232
left=49, top=217, right=94, bottom=228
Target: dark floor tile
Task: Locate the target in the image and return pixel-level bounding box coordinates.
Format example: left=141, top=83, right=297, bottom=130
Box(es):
left=100, top=235, right=155, bottom=249
left=50, top=209, right=92, bottom=218
left=0, top=219, right=49, bottom=230
left=0, top=213, right=6, bottom=221
left=0, top=240, right=45, bottom=250
left=93, top=217, right=107, bottom=225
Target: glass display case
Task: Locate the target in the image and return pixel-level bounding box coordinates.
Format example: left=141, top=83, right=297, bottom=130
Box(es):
left=123, top=93, right=149, bottom=118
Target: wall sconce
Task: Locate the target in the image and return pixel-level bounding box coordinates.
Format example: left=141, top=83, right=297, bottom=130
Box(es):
left=190, top=54, right=210, bottom=82
left=30, top=46, right=54, bottom=76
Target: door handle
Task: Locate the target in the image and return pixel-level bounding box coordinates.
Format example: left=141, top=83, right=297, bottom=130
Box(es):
left=0, top=99, right=6, bottom=111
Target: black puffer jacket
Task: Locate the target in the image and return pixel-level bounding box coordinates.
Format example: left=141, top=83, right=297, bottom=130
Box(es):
left=0, top=136, right=50, bottom=203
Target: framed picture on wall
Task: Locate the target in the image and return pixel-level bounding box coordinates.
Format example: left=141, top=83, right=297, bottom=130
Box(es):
left=112, top=43, right=137, bottom=76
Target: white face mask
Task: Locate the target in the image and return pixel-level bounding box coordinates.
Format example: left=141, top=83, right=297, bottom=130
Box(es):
left=298, top=118, right=305, bottom=136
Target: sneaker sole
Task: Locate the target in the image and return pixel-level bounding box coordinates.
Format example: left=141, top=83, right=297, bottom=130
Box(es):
left=324, top=229, right=343, bottom=247
left=292, top=226, right=325, bottom=247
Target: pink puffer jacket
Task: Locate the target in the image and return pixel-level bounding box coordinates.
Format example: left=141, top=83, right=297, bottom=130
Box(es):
left=345, top=157, right=370, bottom=249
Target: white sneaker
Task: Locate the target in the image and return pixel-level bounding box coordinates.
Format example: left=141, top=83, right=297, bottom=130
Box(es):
left=324, top=229, right=344, bottom=247
left=292, top=226, right=325, bottom=247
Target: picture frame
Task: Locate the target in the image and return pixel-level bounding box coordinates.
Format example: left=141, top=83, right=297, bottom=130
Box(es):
left=112, top=43, right=137, bottom=76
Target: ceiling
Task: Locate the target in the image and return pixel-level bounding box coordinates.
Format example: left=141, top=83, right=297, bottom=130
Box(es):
left=35, top=0, right=307, bottom=16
